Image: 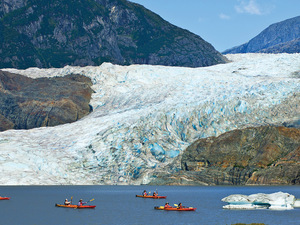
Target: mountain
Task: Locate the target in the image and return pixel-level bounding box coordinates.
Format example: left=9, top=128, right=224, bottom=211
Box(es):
left=0, top=70, right=93, bottom=131
left=259, top=38, right=300, bottom=53
left=0, top=0, right=226, bottom=69
left=223, top=16, right=300, bottom=54
left=1, top=53, right=299, bottom=185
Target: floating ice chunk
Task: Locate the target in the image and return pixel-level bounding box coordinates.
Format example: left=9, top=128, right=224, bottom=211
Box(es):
left=222, top=194, right=251, bottom=205
left=223, top=204, right=255, bottom=210
left=294, top=199, right=300, bottom=207
left=222, top=192, right=297, bottom=210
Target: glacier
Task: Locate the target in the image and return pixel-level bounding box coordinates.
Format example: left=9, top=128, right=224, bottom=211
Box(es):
left=222, top=192, right=300, bottom=210
left=0, top=53, right=299, bottom=185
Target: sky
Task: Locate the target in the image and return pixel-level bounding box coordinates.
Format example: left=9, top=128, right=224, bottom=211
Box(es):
left=129, top=0, right=300, bottom=52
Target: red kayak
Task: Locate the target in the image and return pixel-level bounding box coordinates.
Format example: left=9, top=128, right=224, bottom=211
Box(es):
left=55, top=204, right=96, bottom=209
left=154, top=206, right=196, bottom=211
left=0, top=197, right=10, bottom=200
left=136, top=195, right=166, bottom=199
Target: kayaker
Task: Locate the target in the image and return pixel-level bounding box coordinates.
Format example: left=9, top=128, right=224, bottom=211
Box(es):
left=164, top=202, right=171, bottom=208
left=64, top=199, right=71, bottom=205
left=78, top=199, right=87, bottom=206
left=177, top=203, right=183, bottom=209
left=143, top=190, right=147, bottom=196
left=153, top=191, right=158, bottom=197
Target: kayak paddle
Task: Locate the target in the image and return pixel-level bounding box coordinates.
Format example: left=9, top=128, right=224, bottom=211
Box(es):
left=87, top=198, right=94, bottom=203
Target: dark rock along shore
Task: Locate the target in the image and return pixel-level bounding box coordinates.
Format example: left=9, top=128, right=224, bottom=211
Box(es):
left=150, top=126, right=300, bottom=185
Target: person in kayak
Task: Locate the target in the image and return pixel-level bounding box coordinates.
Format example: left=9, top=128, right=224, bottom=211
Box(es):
left=177, top=203, right=183, bottom=209
left=78, top=199, right=87, bottom=206
left=164, top=202, right=171, bottom=208
left=153, top=191, right=158, bottom=197
left=64, top=199, right=71, bottom=205
left=143, top=190, right=147, bottom=196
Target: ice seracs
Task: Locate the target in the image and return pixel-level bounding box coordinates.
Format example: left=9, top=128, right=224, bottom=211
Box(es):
left=222, top=192, right=299, bottom=210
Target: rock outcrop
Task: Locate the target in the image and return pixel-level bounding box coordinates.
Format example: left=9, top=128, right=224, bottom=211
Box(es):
left=0, top=0, right=28, bottom=17
left=0, top=70, right=93, bottom=131
left=0, top=0, right=226, bottom=69
left=223, top=16, right=300, bottom=54
left=150, top=126, right=300, bottom=185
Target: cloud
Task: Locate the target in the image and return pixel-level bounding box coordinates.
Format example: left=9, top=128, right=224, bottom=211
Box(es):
left=235, top=0, right=262, bottom=15
left=219, top=13, right=230, bottom=20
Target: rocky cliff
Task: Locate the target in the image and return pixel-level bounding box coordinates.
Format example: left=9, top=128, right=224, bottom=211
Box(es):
left=150, top=126, right=299, bottom=185
left=0, top=70, right=93, bottom=131
left=0, top=0, right=28, bottom=17
left=223, top=16, right=300, bottom=54
left=0, top=0, right=226, bottom=69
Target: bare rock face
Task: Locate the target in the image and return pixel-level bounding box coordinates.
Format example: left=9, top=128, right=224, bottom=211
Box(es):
left=0, top=0, right=27, bottom=17
left=0, top=70, right=93, bottom=131
left=150, top=126, right=300, bottom=185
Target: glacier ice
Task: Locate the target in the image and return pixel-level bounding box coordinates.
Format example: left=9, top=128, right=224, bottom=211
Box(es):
left=222, top=192, right=299, bottom=210
left=0, top=53, right=300, bottom=185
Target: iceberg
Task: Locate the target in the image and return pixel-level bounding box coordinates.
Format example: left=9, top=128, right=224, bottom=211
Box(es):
left=222, top=192, right=299, bottom=210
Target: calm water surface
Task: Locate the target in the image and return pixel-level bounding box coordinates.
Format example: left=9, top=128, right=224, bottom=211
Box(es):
left=0, top=185, right=299, bottom=225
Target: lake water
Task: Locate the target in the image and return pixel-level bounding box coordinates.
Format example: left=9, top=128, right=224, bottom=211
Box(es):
left=0, top=185, right=299, bottom=225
